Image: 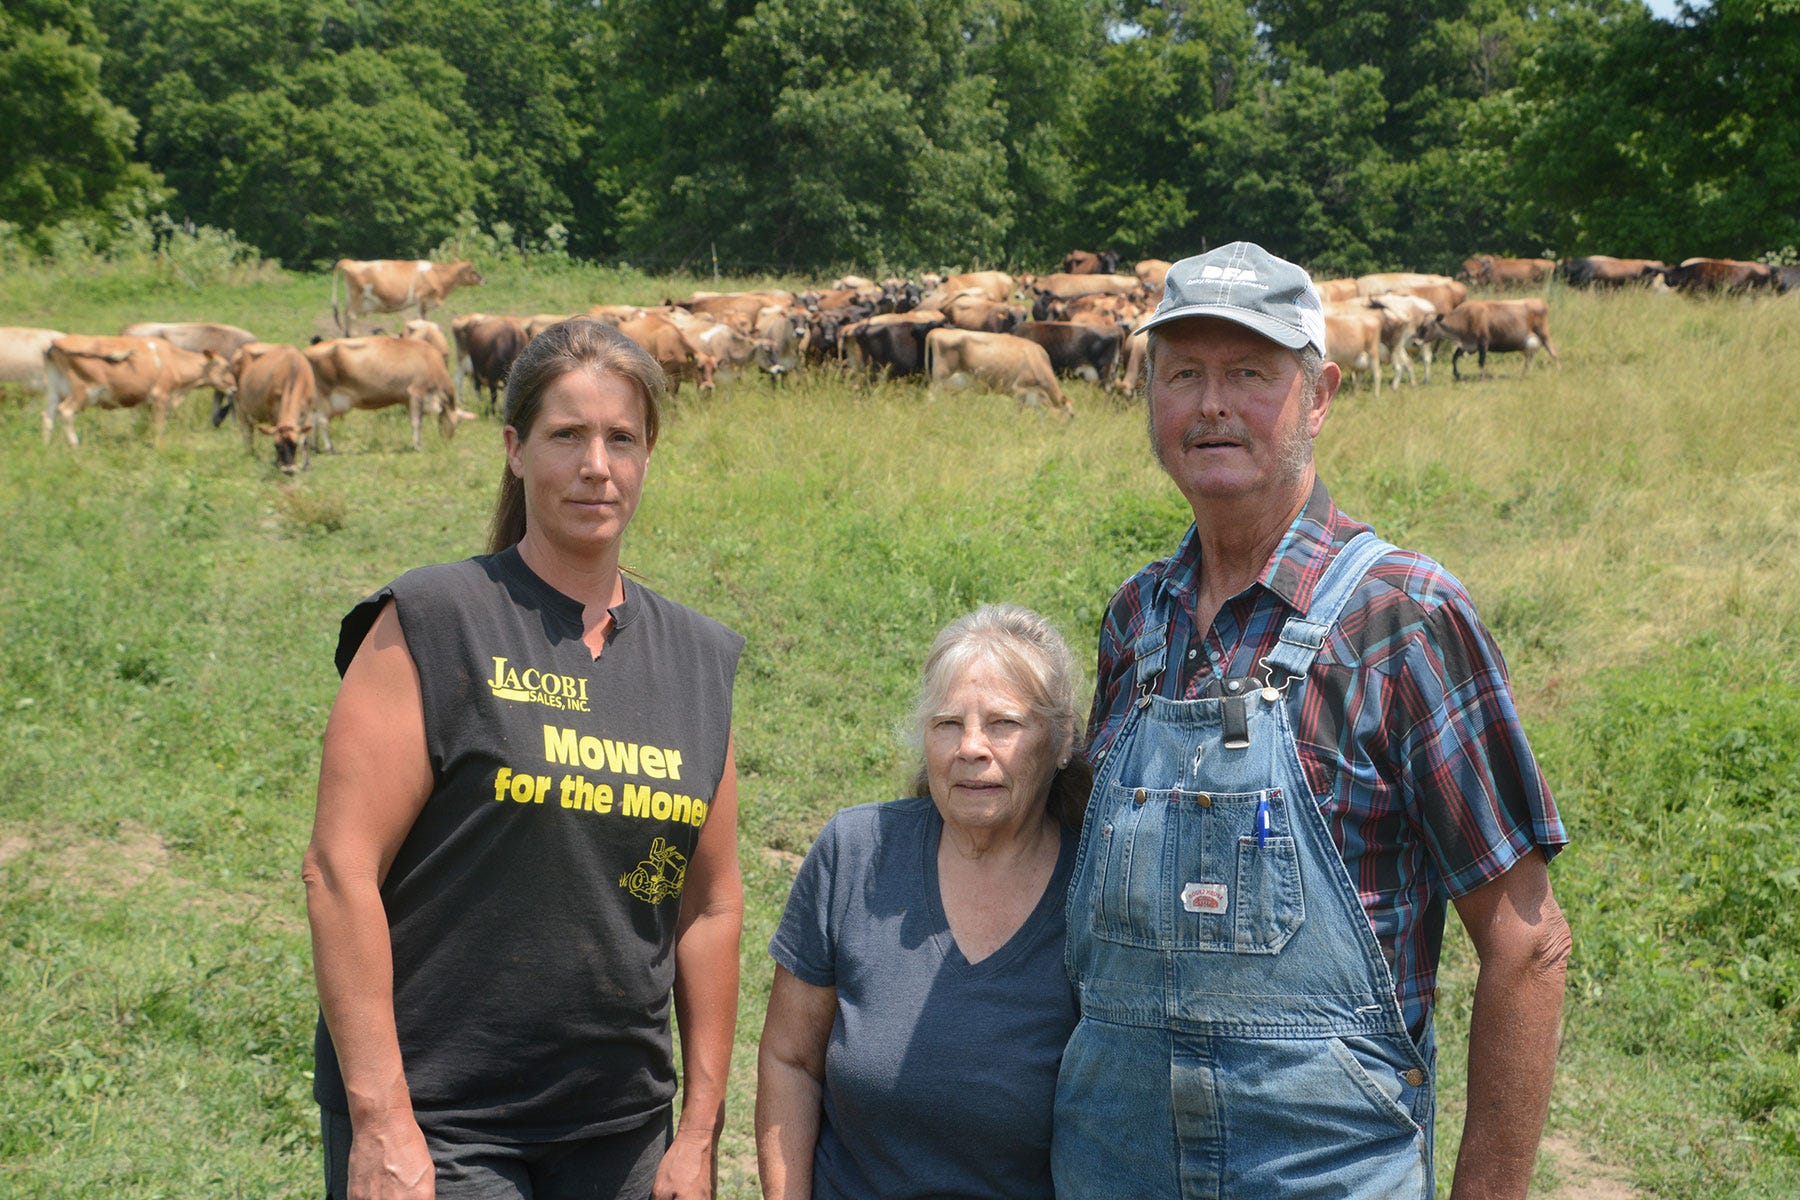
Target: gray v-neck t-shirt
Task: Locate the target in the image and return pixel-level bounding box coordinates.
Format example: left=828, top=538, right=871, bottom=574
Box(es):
left=770, top=796, right=1078, bottom=1200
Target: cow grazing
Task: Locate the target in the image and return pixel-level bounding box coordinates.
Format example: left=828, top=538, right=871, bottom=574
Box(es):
left=1062, top=250, right=1121, bottom=275
left=225, top=343, right=316, bottom=473
left=331, top=259, right=483, bottom=333
left=304, top=336, right=471, bottom=450
left=1557, top=256, right=1667, bottom=288
left=925, top=329, right=1072, bottom=417
left=454, top=315, right=529, bottom=414
left=0, top=327, right=66, bottom=395
left=1423, top=299, right=1560, bottom=380
left=1458, top=256, right=1556, bottom=288
left=1323, top=309, right=1384, bottom=397
left=119, top=321, right=258, bottom=358
left=1661, top=258, right=1776, bottom=294
left=616, top=314, right=716, bottom=395
left=1012, top=321, right=1122, bottom=384
left=43, top=335, right=234, bottom=445
left=1364, top=293, right=1440, bottom=386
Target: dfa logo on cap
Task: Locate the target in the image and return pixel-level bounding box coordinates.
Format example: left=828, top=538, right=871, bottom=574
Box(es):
left=1198, top=265, right=1258, bottom=283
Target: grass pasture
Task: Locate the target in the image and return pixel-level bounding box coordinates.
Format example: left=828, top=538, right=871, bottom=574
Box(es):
left=2, top=264, right=1798, bottom=1198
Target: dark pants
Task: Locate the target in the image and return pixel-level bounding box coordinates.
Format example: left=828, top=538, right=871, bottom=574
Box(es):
left=321, top=1108, right=671, bottom=1200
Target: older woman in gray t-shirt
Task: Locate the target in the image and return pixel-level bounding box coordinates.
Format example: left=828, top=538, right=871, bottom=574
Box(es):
left=756, top=605, right=1091, bottom=1200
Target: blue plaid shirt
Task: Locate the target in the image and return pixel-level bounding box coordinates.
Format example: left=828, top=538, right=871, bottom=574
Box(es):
left=1087, top=480, right=1567, bottom=1039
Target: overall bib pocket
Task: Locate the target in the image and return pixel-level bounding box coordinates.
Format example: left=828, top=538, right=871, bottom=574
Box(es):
left=1090, top=782, right=1307, bottom=952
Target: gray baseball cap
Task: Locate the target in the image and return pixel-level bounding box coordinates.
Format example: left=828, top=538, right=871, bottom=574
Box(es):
left=1138, top=242, right=1328, bottom=358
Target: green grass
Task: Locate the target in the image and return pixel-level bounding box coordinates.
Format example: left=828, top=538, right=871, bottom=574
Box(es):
left=2, top=264, right=1797, bottom=1197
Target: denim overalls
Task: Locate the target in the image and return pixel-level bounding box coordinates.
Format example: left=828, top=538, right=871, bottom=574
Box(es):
left=1054, top=532, right=1436, bottom=1199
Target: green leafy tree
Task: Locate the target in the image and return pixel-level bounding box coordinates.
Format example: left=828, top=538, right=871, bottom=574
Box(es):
left=0, top=1, right=161, bottom=241
left=146, top=45, right=483, bottom=264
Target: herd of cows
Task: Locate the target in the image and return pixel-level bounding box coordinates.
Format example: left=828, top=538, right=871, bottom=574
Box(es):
left=1, top=249, right=1790, bottom=474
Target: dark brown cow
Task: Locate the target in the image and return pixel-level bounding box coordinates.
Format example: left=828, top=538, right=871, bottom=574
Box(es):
left=1012, top=321, right=1121, bottom=383
left=841, top=312, right=949, bottom=378
left=1661, top=258, right=1775, bottom=294
left=224, top=342, right=316, bottom=473
left=119, top=321, right=258, bottom=357
left=43, top=335, right=234, bottom=445
left=332, top=259, right=484, bottom=332
left=454, top=315, right=529, bottom=414
left=1556, top=256, right=1667, bottom=288
left=304, top=335, right=471, bottom=450
left=1457, top=256, right=1556, bottom=288
left=1422, top=299, right=1560, bottom=380
left=1774, top=266, right=1800, bottom=294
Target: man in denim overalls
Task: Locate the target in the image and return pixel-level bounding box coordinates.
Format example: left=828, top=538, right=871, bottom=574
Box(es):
left=1055, top=243, right=1571, bottom=1199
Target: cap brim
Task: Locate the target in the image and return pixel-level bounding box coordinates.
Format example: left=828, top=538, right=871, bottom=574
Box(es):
left=1137, top=303, right=1312, bottom=350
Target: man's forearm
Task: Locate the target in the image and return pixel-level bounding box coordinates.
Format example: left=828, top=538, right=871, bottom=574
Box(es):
left=1450, top=913, right=1571, bottom=1199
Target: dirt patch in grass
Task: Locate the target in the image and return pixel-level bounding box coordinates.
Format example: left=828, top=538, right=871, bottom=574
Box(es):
left=1540, top=1133, right=1642, bottom=1199
left=0, top=833, right=30, bottom=868
left=57, top=821, right=171, bottom=896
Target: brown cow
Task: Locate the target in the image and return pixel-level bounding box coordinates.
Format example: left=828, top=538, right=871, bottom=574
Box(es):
left=1323, top=309, right=1384, bottom=397
left=402, top=319, right=450, bottom=361
left=1662, top=258, right=1775, bottom=294
left=1112, top=327, right=1149, bottom=398
left=0, top=326, right=66, bottom=395
left=1012, top=321, right=1121, bottom=383
left=1458, top=256, right=1556, bottom=288
left=453, top=315, right=530, bottom=414
left=1135, top=259, right=1173, bottom=295
left=1026, top=273, right=1145, bottom=302
left=1422, top=299, right=1560, bottom=380
left=1314, top=278, right=1360, bottom=303
left=304, top=335, right=471, bottom=450
left=943, top=294, right=1027, bottom=333
left=1061, top=250, right=1120, bottom=275
left=1356, top=272, right=1467, bottom=315
left=224, top=342, right=316, bottom=473
left=331, top=259, right=484, bottom=332
left=925, top=329, right=1072, bottom=416
left=1556, top=256, right=1666, bottom=288
left=916, top=271, right=1015, bottom=309
left=43, top=335, right=234, bottom=445
left=616, top=314, right=717, bottom=395
left=119, top=321, right=258, bottom=357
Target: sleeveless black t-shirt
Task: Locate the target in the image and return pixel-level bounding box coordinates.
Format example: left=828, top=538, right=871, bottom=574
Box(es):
left=313, top=546, right=743, bottom=1143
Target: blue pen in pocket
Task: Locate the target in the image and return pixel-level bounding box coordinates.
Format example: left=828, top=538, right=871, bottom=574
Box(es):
left=1255, top=794, right=1272, bottom=847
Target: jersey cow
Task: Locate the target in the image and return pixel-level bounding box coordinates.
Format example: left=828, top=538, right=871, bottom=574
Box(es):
left=616, top=314, right=717, bottom=395
left=1457, top=256, right=1556, bottom=288
left=119, top=322, right=258, bottom=358
left=332, top=259, right=483, bottom=333
left=304, top=336, right=471, bottom=451
left=43, top=335, right=234, bottom=445
left=925, top=329, right=1072, bottom=417
left=1557, top=256, right=1667, bottom=288
left=1422, top=299, right=1560, bottom=380
left=0, top=326, right=66, bottom=395
left=1660, top=258, right=1775, bottom=294
left=842, top=312, right=949, bottom=378
left=224, top=343, right=316, bottom=473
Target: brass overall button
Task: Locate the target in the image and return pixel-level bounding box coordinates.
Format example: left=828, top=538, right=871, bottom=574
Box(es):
left=1404, top=1069, right=1425, bottom=1087
left=1133, top=788, right=1147, bottom=806
left=1196, top=792, right=1213, bottom=808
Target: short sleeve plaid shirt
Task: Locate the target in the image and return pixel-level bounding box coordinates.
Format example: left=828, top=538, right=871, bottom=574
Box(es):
left=1086, top=480, right=1567, bottom=1039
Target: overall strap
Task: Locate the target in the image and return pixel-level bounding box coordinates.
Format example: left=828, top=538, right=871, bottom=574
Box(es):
left=1260, top=531, right=1395, bottom=684
left=1131, top=591, right=1171, bottom=702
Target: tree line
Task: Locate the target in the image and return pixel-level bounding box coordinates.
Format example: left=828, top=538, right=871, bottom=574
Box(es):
left=3, top=0, right=1794, bottom=277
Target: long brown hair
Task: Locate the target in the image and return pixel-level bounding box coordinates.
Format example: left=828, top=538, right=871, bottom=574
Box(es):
left=487, top=318, right=668, bottom=554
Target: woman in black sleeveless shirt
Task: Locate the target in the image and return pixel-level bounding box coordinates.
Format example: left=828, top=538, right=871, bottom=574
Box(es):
left=304, top=320, right=745, bottom=1200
